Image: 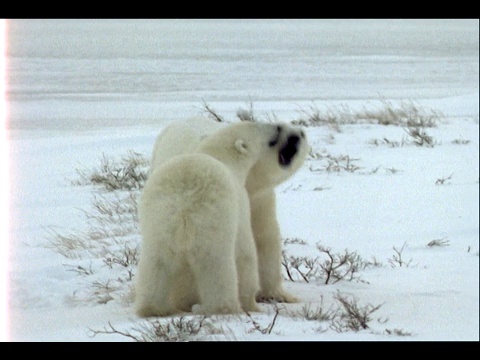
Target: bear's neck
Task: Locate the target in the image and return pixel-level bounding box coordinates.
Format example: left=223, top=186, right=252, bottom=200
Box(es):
left=199, top=147, right=252, bottom=185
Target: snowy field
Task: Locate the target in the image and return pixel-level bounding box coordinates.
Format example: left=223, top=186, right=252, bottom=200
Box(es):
left=5, top=19, right=479, bottom=341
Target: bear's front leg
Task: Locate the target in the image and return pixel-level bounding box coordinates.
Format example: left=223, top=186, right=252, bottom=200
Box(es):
left=250, top=190, right=298, bottom=303
left=236, top=192, right=261, bottom=312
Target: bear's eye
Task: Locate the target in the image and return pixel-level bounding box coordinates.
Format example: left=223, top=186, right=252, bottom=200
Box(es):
left=300, top=130, right=305, bottom=139
left=269, top=125, right=282, bottom=147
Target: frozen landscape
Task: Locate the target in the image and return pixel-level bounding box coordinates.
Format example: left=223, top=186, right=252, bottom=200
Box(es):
left=5, top=19, right=479, bottom=341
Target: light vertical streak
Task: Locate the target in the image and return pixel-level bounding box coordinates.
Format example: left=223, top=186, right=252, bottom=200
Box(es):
left=0, top=18, right=9, bottom=342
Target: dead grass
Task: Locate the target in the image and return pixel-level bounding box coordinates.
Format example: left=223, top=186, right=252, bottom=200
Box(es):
left=89, top=316, right=217, bottom=342
left=73, top=151, right=148, bottom=191
left=388, top=242, right=414, bottom=268
left=281, top=241, right=376, bottom=285
left=47, top=183, right=141, bottom=305
left=308, top=152, right=362, bottom=173
left=427, top=237, right=450, bottom=247
left=370, top=127, right=437, bottom=148
left=290, top=293, right=392, bottom=335
left=435, top=174, right=454, bottom=185
left=293, top=100, right=442, bottom=130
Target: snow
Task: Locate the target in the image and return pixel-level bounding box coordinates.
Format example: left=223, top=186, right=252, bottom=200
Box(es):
left=4, top=19, right=479, bottom=341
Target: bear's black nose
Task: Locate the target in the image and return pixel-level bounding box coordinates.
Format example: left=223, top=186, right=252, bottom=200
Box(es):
left=287, top=135, right=300, bottom=146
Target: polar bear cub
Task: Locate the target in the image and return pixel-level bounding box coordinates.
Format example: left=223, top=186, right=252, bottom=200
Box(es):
left=135, top=122, right=287, bottom=317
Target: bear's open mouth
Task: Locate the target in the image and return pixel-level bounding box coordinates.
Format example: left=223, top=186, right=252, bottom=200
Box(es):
left=279, top=135, right=299, bottom=167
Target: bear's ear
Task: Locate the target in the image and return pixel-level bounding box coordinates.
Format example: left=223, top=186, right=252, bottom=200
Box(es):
left=234, top=139, right=249, bottom=155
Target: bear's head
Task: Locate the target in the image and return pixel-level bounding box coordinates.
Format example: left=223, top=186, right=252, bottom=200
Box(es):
left=246, top=122, right=309, bottom=193
left=196, top=121, right=308, bottom=188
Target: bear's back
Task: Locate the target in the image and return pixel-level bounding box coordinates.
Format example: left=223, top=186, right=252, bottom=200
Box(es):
left=143, top=153, right=238, bottom=212
left=150, top=118, right=224, bottom=172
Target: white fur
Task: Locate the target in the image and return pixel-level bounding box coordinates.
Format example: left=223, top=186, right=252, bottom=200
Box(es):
left=144, top=117, right=309, bottom=305
left=135, top=122, right=284, bottom=317
left=149, top=117, right=223, bottom=172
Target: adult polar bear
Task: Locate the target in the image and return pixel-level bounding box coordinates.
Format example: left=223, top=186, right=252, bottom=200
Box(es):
left=147, top=117, right=308, bottom=306
left=135, top=122, right=306, bottom=317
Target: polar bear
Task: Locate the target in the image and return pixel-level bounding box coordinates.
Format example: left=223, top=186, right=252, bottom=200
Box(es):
left=135, top=122, right=302, bottom=317
left=149, top=117, right=309, bottom=304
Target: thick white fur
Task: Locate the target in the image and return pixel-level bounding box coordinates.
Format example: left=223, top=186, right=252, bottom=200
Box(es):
left=147, top=117, right=308, bottom=304
left=135, top=122, right=282, bottom=317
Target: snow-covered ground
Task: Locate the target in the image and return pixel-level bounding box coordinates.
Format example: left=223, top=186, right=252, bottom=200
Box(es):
left=5, top=19, right=479, bottom=341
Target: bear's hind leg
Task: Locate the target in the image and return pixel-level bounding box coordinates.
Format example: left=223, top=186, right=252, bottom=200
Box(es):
left=172, top=266, right=198, bottom=312
left=188, top=245, right=242, bottom=315
left=134, top=256, right=177, bottom=317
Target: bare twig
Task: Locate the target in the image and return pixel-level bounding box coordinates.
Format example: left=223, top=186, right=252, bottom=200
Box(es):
left=427, top=237, right=450, bottom=247
left=388, top=242, right=413, bottom=268
left=331, top=293, right=383, bottom=332
left=202, top=100, right=224, bottom=122
left=435, top=174, right=453, bottom=185
left=246, top=304, right=281, bottom=335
